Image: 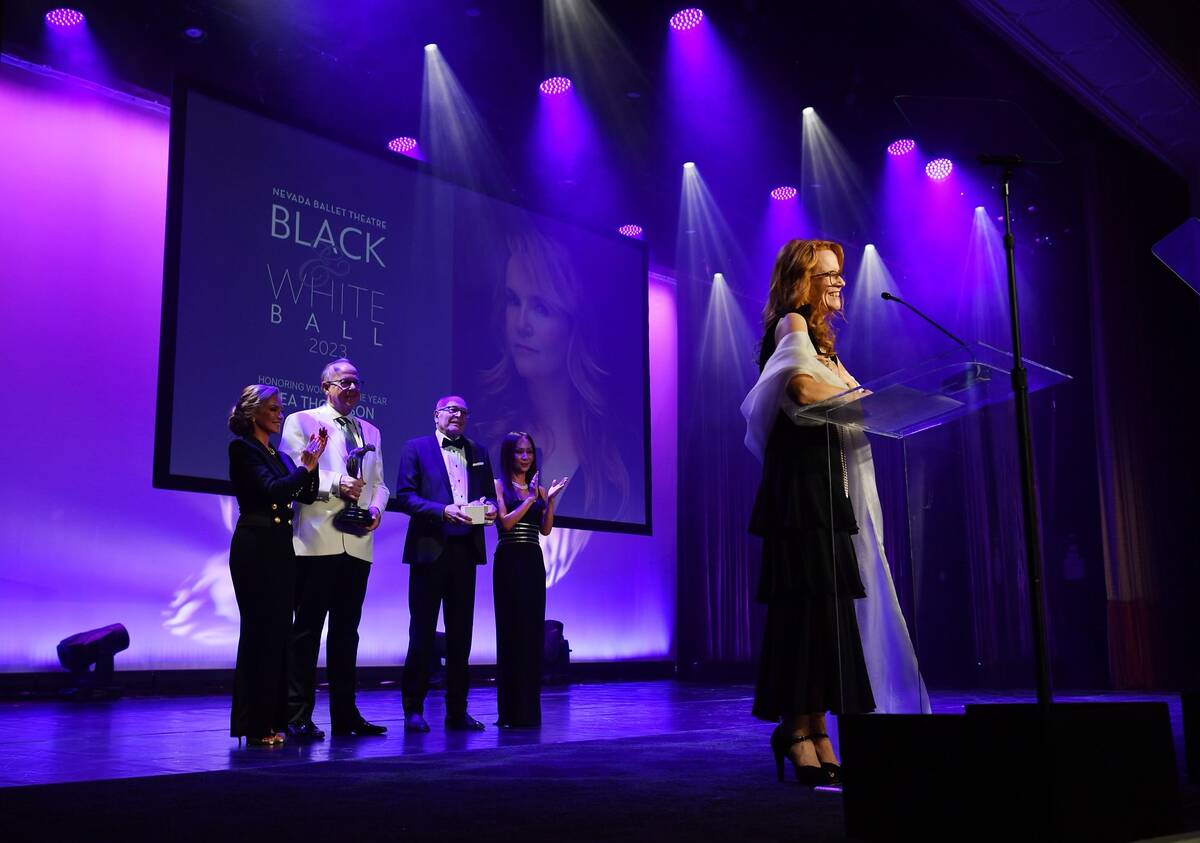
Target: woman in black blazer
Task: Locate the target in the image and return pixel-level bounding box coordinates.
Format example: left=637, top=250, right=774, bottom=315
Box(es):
left=227, top=384, right=326, bottom=746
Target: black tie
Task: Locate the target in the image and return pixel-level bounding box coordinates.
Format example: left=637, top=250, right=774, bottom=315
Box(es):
left=441, top=437, right=465, bottom=451
left=337, top=416, right=361, bottom=448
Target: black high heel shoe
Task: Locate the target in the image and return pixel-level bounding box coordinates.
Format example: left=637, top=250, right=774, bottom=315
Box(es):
left=810, top=731, right=842, bottom=785
left=770, top=726, right=826, bottom=788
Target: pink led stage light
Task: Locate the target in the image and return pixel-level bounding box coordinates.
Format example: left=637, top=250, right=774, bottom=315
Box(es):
left=387, top=136, right=418, bottom=154
left=669, top=8, right=705, bottom=30
left=45, top=8, right=86, bottom=27
left=539, top=76, right=573, bottom=96
left=925, top=158, right=954, bottom=180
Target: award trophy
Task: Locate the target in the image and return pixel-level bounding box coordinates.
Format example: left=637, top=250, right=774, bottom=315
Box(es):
left=333, top=444, right=376, bottom=536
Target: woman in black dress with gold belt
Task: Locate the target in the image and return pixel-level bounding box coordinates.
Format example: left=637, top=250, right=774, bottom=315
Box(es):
left=227, top=384, right=325, bottom=746
left=743, top=240, right=875, bottom=786
left=492, top=432, right=568, bottom=727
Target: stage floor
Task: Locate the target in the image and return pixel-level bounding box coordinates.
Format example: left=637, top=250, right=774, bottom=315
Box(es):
left=0, top=681, right=1187, bottom=788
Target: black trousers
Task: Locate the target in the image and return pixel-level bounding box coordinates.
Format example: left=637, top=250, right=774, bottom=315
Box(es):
left=401, top=536, right=479, bottom=717
left=286, top=552, right=371, bottom=726
left=229, top=526, right=294, bottom=737
left=493, top=542, right=546, bottom=726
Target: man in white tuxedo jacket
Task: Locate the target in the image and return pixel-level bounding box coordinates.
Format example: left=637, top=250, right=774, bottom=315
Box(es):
left=281, top=358, right=389, bottom=738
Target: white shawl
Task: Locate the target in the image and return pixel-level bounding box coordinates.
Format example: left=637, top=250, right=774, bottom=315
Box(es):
left=741, top=328, right=931, bottom=714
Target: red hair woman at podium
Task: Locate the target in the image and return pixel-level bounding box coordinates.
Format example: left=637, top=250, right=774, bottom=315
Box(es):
left=742, top=239, right=928, bottom=787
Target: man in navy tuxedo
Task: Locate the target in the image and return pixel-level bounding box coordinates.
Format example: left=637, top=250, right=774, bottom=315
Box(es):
left=396, top=394, right=497, bottom=731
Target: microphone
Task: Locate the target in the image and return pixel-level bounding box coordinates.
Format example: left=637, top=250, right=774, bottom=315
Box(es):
left=880, top=291, right=969, bottom=351
left=880, top=291, right=988, bottom=393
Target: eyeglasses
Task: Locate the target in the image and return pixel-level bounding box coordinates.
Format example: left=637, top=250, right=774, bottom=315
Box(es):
left=811, top=270, right=845, bottom=283
left=327, top=378, right=362, bottom=390
left=437, top=405, right=469, bottom=417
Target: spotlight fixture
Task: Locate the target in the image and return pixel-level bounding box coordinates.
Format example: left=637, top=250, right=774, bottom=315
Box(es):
left=769, top=186, right=798, bottom=201
left=182, top=26, right=207, bottom=41
left=865, top=243, right=876, bottom=250
left=669, top=8, right=705, bottom=30
left=887, top=138, right=916, bottom=157
left=975, top=206, right=985, bottom=212
left=424, top=43, right=438, bottom=52
left=539, top=76, right=572, bottom=95
left=924, top=158, right=953, bottom=181
left=45, top=7, right=85, bottom=27
left=683, top=161, right=696, bottom=169
left=802, top=106, right=814, bottom=115
left=387, top=136, right=418, bottom=155
left=618, top=224, right=644, bottom=238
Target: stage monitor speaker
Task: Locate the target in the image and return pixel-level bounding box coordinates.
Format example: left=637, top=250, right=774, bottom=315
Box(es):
left=840, top=714, right=973, bottom=840
left=842, top=703, right=1182, bottom=841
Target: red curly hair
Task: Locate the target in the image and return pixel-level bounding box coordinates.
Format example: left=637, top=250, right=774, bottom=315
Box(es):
left=762, top=239, right=845, bottom=353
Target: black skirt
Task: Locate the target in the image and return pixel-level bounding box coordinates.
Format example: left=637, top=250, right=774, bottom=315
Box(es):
left=750, top=413, right=875, bottom=719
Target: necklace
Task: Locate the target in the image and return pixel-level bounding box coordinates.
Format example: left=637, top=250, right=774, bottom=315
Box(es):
left=513, top=481, right=528, bottom=490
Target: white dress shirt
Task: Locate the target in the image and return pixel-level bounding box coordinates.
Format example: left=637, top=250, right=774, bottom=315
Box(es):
left=435, top=429, right=469, bottom=505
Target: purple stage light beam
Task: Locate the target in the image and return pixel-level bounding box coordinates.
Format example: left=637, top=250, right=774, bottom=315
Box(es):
left=618, top=224, right=644, bottom=238
left=770, top=186, right=798, bottom=201
left=539, top=76, right=573, bottom=96
left=45, top=8, right=86, bottom=28
left=925, top=157, right=954, bottom=181
left=669, top=8, right=705, bottom=31
left=887, top=138, right=916, bottom=157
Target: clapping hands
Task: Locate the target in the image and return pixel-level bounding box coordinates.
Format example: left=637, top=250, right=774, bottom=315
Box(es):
left=299, top=427, right=328, bottom=471
left=546, top=476, right=569, bottom=501
left=530, top=471, right=569, bottom=502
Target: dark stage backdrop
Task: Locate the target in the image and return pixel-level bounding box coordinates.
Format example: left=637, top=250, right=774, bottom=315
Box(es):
left=0, top=68, right=676, bottom=672
left=158, top=88, right=649, bottom=532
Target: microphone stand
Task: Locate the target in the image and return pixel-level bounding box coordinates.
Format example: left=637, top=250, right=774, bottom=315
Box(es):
left=981, top=155, right=1054, bottom=714
left=880, top=291, right=989, bottom=393
left=881, top=291, right=969, bottom=350
left=881, top=181, right=1053, bottom=715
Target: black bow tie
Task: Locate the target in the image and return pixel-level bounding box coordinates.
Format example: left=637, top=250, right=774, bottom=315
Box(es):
left=441, top=437, right=465, bottom=450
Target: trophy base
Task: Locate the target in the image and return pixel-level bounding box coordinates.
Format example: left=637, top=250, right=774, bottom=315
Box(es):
left=333, top=505, right=375, bottom=536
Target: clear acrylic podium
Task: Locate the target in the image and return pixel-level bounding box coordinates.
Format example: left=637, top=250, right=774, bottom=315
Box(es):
left=794, top=342, right=1071, bottom=714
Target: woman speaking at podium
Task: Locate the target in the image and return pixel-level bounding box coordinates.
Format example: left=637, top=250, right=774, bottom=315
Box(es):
left=742, top=240, right=927, bottom=787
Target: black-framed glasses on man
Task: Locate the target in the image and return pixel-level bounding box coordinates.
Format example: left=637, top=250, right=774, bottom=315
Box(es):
left=327, top=378, right=362, bottom=390
left=437, top=405, right=469, bottom=417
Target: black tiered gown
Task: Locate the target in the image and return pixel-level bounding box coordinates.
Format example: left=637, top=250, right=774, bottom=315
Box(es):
left=750, top=310, right=875, bottom=719
left=493, top=491, right=547, bottom=727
